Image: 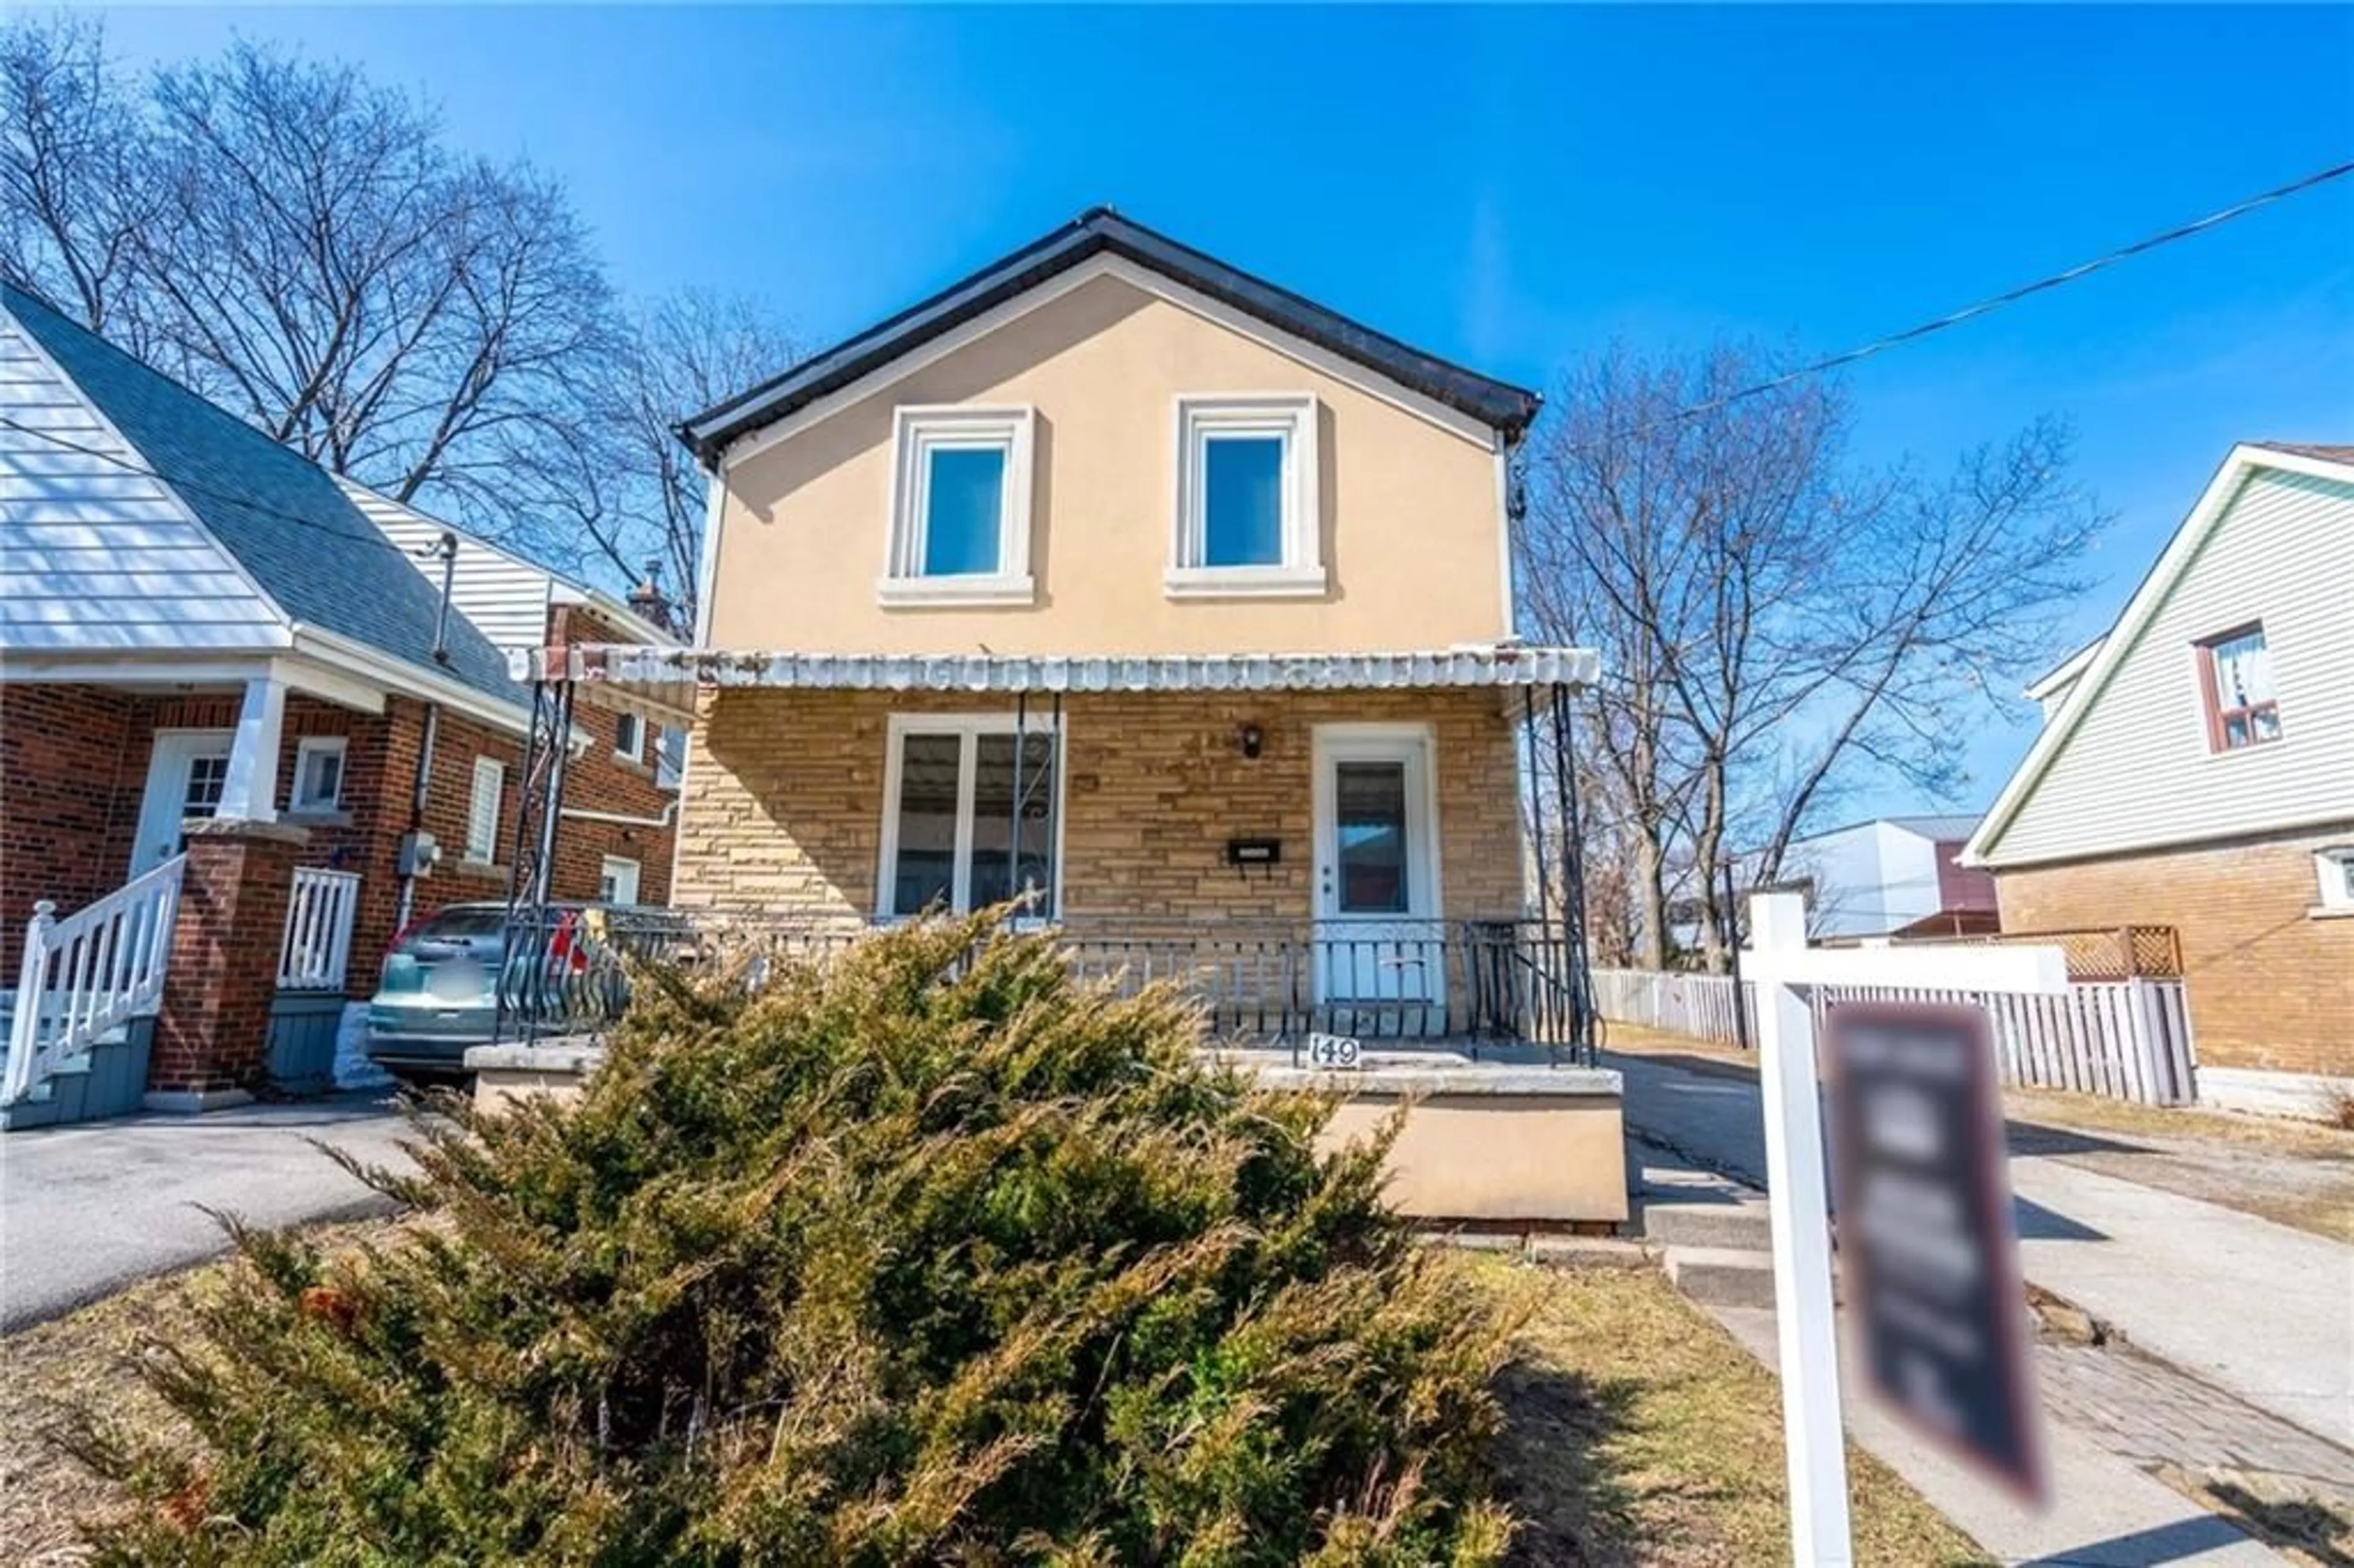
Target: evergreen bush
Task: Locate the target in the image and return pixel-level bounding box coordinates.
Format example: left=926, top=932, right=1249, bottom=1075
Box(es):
left=72, top=915, right=1523, bottom=1564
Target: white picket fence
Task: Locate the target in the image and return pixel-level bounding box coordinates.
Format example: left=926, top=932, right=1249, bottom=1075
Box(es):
left=1591, top=965, right=2200, bottom=1106
left=2, top=854, right=186, bottom=1105
left=279, top=867, right=362, bottom=991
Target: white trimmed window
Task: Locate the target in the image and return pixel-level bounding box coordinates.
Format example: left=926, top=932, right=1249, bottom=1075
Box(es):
left=614, top=710, right=644, bottom=762
left=1168, top=394, right=1324, bottom=598
left=2315, top=848, right=2354, bottom=915
left=878, top=714, right=1061, bottom=920
left=655, top=725, right=685, bottom=791
left=880, top=405, right=1036, bottom=606
left=465, top=757, right=505, bottom=863
left=290, top=736, right=346, bottom=812
left=598, top=855, right=642, bottom=906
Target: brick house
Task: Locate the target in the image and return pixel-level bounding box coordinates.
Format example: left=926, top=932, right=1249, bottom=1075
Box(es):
left=1964, top=443, right=2354, bottom=1117
left=512, top=210, right=1603, bottom=1059
left=0, top=281, right=678, bottom=1125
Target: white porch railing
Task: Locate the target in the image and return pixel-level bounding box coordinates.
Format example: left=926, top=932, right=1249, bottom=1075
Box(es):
left=3, top=854, right=186, bottom=1106
left=279, top=867, right=362, bottom=991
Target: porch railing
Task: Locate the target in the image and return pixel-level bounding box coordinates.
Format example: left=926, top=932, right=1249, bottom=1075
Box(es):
left=492, top=911, right=1598, bottom=1064
left=278, top=867, right=362, bottom=991
left=3, top=854, right=185, bottom=1105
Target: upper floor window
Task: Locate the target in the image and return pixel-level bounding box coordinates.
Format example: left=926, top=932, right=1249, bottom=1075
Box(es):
left=614, top=710, right=644, bottom=763
left=880, top=406, right=1035, bottom=606
left=1168, top=394, right=1325, bottom=598
left=2196, top=624, right=2280, bottom=752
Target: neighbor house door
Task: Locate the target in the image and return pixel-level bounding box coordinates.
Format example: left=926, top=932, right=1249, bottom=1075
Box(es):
left=133, top=730, right=235, bottom=873
left=1311, top=726, right=1442, bottom=1015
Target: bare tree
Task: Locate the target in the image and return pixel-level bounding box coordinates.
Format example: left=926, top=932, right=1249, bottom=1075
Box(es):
left=1519, top=343, right=2101, bottom=970
left=0, top=17, right=159, bottom=344
left=134, top=44, right=619, bottom=543
left=2, top=25, right=627, bottom=558
left=534, top=291, right=796, bottom=628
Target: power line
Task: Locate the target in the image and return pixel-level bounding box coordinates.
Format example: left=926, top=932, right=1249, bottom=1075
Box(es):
left=1659, top=158, right=2354, bottom=428
left=9, top=157, right=2347, bottom=566
left=0, top=411, right=456, bottom=564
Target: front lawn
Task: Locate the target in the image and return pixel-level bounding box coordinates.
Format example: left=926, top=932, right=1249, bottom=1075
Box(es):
left=3, top=1227, right=1983, bottom=1566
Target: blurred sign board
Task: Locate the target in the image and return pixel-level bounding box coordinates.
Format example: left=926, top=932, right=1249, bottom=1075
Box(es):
left=1824, top=1002, right=2047, bottom=1503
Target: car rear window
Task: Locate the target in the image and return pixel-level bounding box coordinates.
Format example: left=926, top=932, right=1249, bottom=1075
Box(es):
left=413, top=907, right=508, bottom=940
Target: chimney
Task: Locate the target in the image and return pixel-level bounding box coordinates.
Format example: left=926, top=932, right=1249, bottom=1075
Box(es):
left=627, top=558, right=674, bottom=636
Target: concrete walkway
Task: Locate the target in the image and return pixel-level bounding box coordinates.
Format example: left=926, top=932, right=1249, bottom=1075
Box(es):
left=1708, top=1303, right=2283, bottom=1564
left=1610, top=1049, right=2354, bottom=1448
left=0, top=1092, right=414, bottom=1331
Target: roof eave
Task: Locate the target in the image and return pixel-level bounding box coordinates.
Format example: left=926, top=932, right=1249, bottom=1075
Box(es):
left=676, top=211, right=1541, bottom=466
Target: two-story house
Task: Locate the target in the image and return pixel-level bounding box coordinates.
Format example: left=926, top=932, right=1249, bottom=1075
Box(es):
left=1964, top=443, right=2354, bottom=1117
left=524, top=210, right=1599, bottom=1045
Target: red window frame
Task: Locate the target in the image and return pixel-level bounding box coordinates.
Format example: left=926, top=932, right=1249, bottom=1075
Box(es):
left=2196, top=623, right=2280, bottom=753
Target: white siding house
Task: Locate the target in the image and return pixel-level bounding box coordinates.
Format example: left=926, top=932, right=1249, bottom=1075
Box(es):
left=1969, top=447, right=2354, bottom=867
left=1966, top=442, right=2354, bottom=1113
left=338, top=479, right=675, bottom=657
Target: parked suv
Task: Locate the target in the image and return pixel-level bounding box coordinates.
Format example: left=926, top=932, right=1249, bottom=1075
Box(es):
left=365, top=902, right=679, bottom=1078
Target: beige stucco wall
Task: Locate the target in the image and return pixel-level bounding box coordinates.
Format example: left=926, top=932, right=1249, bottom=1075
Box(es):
left=474, top=1060, right=1628, bottom=1227
left=1320, top=1094, right=1629, bottom=1225
left=674, top=687, right=1526, bottom=923
left=706, top=275, right=1509, bottom=656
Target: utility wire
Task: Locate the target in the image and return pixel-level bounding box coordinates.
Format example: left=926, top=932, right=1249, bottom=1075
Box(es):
left=6, top=158, right=2348, bottom=560
left=1657, top=158, right=2354, bottom=428
left=0, top=412, right=459, bottom=564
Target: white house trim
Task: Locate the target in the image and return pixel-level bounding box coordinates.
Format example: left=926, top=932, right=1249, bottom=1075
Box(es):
left=717, top=254, right=1498, bottom=471
left=1166, top=392, right=1324, bottom=598
left=1967, top=443, right=2354, bottom=867
left=693, top=451, right=729, bottom=647
left=289, top=624, right=534, bottom=736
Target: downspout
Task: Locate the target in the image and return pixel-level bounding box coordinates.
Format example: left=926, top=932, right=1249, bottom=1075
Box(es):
left=394, top=530, right=459, bottom=932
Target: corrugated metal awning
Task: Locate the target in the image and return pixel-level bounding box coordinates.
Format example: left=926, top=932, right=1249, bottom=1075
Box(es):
left=511, top=642, right=1599, bottom=714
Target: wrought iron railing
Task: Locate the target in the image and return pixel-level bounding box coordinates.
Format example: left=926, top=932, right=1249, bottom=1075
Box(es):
left=492, top=911, right=1597, bottom=1064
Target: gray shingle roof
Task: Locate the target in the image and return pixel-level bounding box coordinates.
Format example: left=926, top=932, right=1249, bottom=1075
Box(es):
left=680, top=207, right=1543, bottom=465
left=4, top=283, right=524, bottom=712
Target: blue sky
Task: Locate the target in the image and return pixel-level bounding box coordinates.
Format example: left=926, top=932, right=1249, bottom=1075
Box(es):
left=92, top=4, right=2354, bottom=813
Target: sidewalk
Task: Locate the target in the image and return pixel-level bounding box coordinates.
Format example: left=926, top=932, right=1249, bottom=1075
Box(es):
left=0, top=1092, right=414, bottom=1331
left=1608, top=1048, right=2354, bottom=1448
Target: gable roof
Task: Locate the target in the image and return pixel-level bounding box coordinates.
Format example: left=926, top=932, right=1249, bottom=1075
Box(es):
left=1964, top=441, right=2354, bottom=866
left=679, top=207, right=1542, bottom=466
left=2, top=282, right=524, bottom=710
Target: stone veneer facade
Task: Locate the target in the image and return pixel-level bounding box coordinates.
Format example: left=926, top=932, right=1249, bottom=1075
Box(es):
left=674, top=687, right=1528, bottom=926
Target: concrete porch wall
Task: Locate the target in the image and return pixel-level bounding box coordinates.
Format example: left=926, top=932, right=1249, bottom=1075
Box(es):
left=675, top=686, right=1529, bottom=926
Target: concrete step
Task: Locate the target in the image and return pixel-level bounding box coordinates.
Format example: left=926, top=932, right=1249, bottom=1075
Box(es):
left=1640, top=1200, right=1774, bottom=1252
left=1664, top=1244, right=1778, bottom=1309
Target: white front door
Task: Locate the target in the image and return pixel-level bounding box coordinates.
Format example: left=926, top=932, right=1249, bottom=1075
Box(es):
left=134, top=730, right=235, bottom=872
left=1312, top=726, right=1442, bottom=1013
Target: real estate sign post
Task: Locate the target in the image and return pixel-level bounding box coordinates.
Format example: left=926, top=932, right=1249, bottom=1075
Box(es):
left=1741, top=892, right=2066, bottom=1566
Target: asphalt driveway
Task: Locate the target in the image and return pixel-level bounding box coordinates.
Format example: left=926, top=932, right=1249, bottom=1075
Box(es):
left=0, top=1092, right=416, bottom=1331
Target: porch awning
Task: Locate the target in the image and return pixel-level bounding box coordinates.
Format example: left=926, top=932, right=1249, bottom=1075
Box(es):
left=509, top=642, right=1600, bottom=712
